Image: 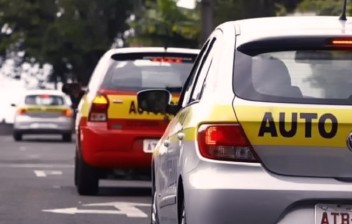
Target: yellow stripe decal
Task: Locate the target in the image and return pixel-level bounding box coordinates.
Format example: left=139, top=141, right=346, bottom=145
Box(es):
left=236, top=106, right=352, bottom=147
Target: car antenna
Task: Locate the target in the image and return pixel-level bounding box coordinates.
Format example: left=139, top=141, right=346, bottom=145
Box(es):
left=339, top=0, right=348, bottom=21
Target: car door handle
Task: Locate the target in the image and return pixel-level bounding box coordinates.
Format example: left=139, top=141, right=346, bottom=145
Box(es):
left=177, top=132, right=184, bottom=141
left=163, top=139, right=170, bottom=147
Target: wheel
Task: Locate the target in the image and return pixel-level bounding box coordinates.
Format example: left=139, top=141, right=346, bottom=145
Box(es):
left=75, top=155, right=99, bottom=195
left=13, top=132, right=22, bottom=141
left=180, top=200, right=187, bottom=224
left=62, top=133, right=72, bottom=142
left=151, top=190, right=160, bottom=224
left=74, top=154, right=78, bottom=186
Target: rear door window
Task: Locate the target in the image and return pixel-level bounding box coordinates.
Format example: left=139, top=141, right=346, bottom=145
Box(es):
left=101, top=53, right=197, bottom=92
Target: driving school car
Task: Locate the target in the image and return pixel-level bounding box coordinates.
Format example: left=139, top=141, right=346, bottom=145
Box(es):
left=12, top=89, right=73, bottom=142
left=138, top=15, right=352, bottom=224
left=71, top=47, right=199, bottom=195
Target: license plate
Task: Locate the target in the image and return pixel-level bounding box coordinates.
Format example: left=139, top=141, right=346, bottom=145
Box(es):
left=143, top=139, right=159, bottom=153
left=315, top=204, right=352, bottom=224
left=31, top=123, right=56, bottom=129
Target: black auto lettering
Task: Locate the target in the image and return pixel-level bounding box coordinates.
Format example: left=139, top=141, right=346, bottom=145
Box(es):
left=258, top=112, right=278, bottom=137
left=318, top=113, right=338, bottom=139
left=279, top=112, right=297, bottom=137
left=300, top=113, right=317, bottom=138
left=129, top=101, right=137, bottom=114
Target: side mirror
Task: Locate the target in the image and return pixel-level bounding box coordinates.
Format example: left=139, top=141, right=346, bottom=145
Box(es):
left=61, top=83, right=83, bottom=95
left=137, top=89, right=172, bottom=114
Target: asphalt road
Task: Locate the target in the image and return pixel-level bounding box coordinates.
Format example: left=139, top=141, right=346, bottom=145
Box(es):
left=0, top=134, right=152, bottom=224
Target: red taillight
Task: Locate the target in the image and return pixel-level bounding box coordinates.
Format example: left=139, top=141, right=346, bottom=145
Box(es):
left=88, top=94, right=109, bottom=122
left=62, top=108, right=73, bottom=117
left=17, top=108, right=27, bottom=115
left=198, top=124, right=258, bottom=162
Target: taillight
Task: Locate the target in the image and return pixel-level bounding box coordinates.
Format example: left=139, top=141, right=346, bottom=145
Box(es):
left=88, top=94, right=109, bottom=122
left=62, top=108, right=73, bottom=117
left=17, top=108, right=27, bottom=115
left=197, top=124, right=258, bottom=162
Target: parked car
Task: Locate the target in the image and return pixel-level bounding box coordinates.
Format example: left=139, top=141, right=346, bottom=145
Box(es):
left=138, top=15, right=352, bottom=224
left=65, top=47, right=199, bottom=195
left=12, top=89, right=73, bottom=142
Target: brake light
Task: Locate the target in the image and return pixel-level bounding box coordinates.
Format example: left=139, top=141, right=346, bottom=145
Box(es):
left=17, top=108, right=27, bottom=115
left=330, top=38, right=352, bottom=46
left=40, top=94, right=50, bottom=98
left=88, top=94, right=109, bottom=122
left=198, top=124, right=258, bottom=162
left=151, top=57, right=182, bottom=63
left=62, top=108, right=73, bottom=117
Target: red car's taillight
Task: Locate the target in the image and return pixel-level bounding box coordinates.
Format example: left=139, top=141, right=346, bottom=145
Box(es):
left=197, top=124, right=258, bottom=162
left=88, top=94, right=109, bottom=122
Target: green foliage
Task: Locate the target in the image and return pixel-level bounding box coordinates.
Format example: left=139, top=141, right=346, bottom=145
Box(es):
left=128, top=0, right=200, bottom=48
left=0, top=0, right=133, bottom=85
left=297, top=0, right=352, bottom=16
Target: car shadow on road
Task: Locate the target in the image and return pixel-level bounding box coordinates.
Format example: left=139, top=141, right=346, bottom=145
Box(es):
left=98, top=186, right=151, bottom=197
left=18, top=136, right=75, bottom=144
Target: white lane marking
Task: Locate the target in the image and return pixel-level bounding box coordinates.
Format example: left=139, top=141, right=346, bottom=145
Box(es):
left=43, top=207, right=125, bottom=215
left=34, top=170, right=63, bottom=177
left=34, top=170, right=46, bottom=177
left=0, top=164, right=73, bottom=168
left=43, top=202, right=150, bottom=218
left=85, top=202, right=150, bottom=218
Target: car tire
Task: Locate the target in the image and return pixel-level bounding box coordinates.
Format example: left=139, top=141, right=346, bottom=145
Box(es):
left=62, top=133, right=72, bottom=142
left=180, top=200, right=187, bottom=224
left=74, top=154, right=79, bottom=186
left=151, top=190, right=160, bottom=224
left=13, top=132, right=22, bottom=141
left=75, top=155, right=99, bottom=196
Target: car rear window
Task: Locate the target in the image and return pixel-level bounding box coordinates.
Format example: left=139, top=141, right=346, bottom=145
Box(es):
left=234, top=37, right=352, bottom=105
left=25, top=95, right=65, bottom=106
left=101, top=53, right=197, bottom=92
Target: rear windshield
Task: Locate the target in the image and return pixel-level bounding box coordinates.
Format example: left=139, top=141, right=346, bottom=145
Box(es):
left=234, top=38, right=352, bottom=105
left=101, top=53, right=197, bottom=92
left=25, top=95, right=65, bottom=106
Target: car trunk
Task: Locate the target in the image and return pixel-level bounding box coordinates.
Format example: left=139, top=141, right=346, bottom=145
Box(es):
left=25, top=106, right=68, bottom=118
left=103, top=90, right=175, bottom=131
left=234, top=101, right=352, bottom=178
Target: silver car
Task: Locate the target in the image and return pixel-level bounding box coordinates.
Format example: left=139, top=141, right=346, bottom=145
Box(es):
left=138, top=15, right=352, bottom=224
left=13, top=89, right=73, bottom=142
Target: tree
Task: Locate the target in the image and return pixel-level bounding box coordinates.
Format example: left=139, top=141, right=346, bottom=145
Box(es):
left=296, top=0, right=352, bottom=16
left=0, top=0, right=134, bottom=85
left=128, top=0, right=200, bottom=48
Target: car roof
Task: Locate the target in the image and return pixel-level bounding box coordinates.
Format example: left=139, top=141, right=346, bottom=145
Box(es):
left=105, top=47, right=200, bottom=55
left=24, top=89, right=65, bottom=96
left=231, top=16, right=352, bottom=44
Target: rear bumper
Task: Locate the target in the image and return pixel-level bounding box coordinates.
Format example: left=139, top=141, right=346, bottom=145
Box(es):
left=183, top=161, right=352, bottom=224
left=80, top=123, right=163, bottom=169
left=14, top=116, right=73, bottom=134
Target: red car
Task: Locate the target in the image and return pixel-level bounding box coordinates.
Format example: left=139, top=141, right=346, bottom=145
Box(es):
left=70, top=47, right=199, bottom=195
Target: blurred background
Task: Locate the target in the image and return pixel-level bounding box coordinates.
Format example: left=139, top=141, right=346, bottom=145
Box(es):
left=0, top=0, right=351, bottom=123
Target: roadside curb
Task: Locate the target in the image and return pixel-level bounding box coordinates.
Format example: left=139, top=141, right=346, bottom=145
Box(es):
left=0, top=123, right=13, bottom=135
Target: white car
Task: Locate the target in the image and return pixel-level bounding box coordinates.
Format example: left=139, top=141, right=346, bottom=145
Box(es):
left=138, top=15, right=352, bottom=224
left=12, top=89, right=73, bottom=141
